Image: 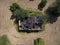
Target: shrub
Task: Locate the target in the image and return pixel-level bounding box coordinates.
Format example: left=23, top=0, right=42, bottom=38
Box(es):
left=38, top=0, right=47, bottom=10
left=13, top=9, right=28, bottom=20
left=10, top=3, right=20, bottom=12
left=34, top=38, right=45, bottom=45
left=10, top=3, right=28, bottom=23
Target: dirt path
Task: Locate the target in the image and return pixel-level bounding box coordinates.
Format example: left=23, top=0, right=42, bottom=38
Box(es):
left=0, top=0, right=60, bottom=45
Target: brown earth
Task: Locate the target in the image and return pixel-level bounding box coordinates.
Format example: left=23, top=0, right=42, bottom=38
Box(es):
left=0, top=0, right=60, bottom=45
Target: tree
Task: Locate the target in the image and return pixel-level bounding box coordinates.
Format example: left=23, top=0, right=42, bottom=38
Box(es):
left=13, top=9, right=28, bottom=20
left=38, top=0, right=47, bottom=10
left=10, top=3, right=28, bottom=24
left=10, top=3, right=20, bottom=12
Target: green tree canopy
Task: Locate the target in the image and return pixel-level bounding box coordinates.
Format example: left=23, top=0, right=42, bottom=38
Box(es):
left=38, top=0, right=47, bottom=10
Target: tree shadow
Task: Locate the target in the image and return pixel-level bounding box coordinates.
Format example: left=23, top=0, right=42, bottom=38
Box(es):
left=10, top=15, right=15, bottom=19
left=10, top=14, right=18, bottom=24
left=47, top=16, right=58, bottom=24
left=45, top=6, right=60, bottom=24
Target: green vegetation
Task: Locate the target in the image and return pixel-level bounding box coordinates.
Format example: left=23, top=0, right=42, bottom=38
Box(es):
left=26, top=10, right=45, bottom=16
left=0, top=35, right=10, bottom=45
left=10, top=3, right=20, bottom=12
left=10, top=3, right=44, bottom=18
left=34, top=38, right=45, bottom=45
left=38, top=0, right=47, bottom=10
left=10, top=3, right=48, bottom=31
left=10, top=3, right=47, bottom=23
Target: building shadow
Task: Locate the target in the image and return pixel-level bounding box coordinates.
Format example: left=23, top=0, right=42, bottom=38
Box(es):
left=18, top=30, right=39, bottom=33
left=18, top=30, right=43, bottom=33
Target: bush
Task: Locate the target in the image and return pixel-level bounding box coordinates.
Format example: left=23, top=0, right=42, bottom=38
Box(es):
left=14, top=9, right=28, bottom=20
left=38, top=0, right=47, bottom=10
left=10, top=3, right=28, bottom=23
left=10, top=3, right=20, bottom=12
left=34, top=38, right=45, bottom=45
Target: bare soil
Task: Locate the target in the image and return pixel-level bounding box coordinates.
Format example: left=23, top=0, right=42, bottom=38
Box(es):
left=0, top=0, right=60, bottom=45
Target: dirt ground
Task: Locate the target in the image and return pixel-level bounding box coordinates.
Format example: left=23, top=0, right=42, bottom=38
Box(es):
left=0, top=0, right=60, bottom=45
